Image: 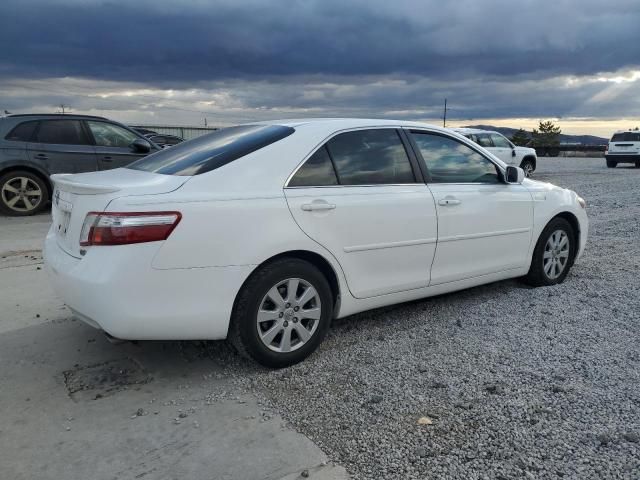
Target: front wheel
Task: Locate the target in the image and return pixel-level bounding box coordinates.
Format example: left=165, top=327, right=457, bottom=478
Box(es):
left=606, top=159, right=617, bottom=168
left=523, top=217, right=575, bottom=287
left=229, top=258, right=333, bottom=368
left=520, top=159, right=535, bottom=177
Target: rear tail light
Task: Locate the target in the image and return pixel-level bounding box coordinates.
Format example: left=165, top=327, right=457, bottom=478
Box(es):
left=80, top=212, right=181, bottom=246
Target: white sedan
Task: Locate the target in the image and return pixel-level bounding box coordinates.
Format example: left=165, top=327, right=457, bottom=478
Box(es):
left=44, top=119, right=588, bottom=368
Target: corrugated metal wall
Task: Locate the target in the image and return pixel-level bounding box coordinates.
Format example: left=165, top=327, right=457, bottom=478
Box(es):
left=131, top=125, right=219, bottom=140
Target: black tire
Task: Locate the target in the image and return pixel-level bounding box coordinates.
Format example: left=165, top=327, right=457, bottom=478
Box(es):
left=0, top=170, right=49, bottom=216
left=606, top=159, right=617, bottom=168
left=523, top=217, right=576, bottom=287
left=520, top=159, right=535, bottom=177
left=229, top=258, right=333, bottom=368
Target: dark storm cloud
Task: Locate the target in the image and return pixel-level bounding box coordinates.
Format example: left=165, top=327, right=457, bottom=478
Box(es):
left=1, top=0, right=640, bottom=84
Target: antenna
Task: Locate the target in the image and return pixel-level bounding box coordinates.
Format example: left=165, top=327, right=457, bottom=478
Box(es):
left=443, top=98, right=448, bottom=128
left=57, top=104, right=71, bottom=114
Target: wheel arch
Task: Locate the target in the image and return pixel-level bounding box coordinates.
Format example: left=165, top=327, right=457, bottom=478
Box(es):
left=549, top=211, right=580, bottom=264
left=520, top=155, right=536, bottom=171
left=233, top=250, right=341, bottom=319
left=0, top=165, right=52, bottom=199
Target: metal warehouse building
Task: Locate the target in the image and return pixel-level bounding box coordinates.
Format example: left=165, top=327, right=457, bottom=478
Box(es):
left=131, top=125, right=219, bottom=140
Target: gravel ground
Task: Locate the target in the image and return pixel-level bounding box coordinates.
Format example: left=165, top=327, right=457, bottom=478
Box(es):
left=205, top=156, right=640, bottom=479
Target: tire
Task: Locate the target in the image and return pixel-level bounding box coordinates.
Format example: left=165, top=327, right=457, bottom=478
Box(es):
left=523, top=217, right=576, bottom=287
left=0, top=170, right=49, bottom=216
left=229, top=258, right=333, bottom=368
left=520, top=159, right=535, bottom=177
left=606, top=159, right=617, bottom=168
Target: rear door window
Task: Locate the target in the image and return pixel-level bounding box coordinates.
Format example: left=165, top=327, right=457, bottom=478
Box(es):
left=475, top=133, right=494, bottom=148
left=5, top=121, right=38, bottom=142
left=325, top=129, right=416, bottom=185
left=288, top=146, right=339, bottom=187
left=34, top=120, right=89, bottom=145
left=128, top=124, right=294, bottom=176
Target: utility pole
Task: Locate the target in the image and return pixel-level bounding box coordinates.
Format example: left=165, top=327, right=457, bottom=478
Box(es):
left=443, top=98, right=448, bottom=128
left=57, top=104, right=71, bottom=114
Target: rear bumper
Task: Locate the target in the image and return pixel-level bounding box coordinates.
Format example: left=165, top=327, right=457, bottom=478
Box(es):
left=605, top=154, right=640, bottom=163
left=43, top=229, right=254, bottom=340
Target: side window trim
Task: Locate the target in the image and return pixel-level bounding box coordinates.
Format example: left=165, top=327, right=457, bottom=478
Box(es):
left=286, top=127, right=421, bottom=188
left=322, top=144, right=343, bottom=185
left=399, top=128, right=431, bottom=183
left=406, top=128, right=505, bottom=185
left=80, top=120, right=97, bottom=146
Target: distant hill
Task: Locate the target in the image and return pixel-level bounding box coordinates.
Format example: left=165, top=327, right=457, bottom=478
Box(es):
left=462, top=125, right=608, bottom=145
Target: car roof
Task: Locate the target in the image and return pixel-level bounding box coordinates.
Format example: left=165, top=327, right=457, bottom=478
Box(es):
left=5, top=113, right=109, bottom=121
left=451, top=127, right=500, bottom=135
left=247, top=117, right=450, bottom=133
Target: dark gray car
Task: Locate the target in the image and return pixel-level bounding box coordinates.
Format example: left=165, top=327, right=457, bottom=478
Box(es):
left=0, top=114, right=160, bottom=215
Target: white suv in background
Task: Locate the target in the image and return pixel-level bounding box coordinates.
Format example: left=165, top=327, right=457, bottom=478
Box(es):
left=453, top=128, right=538, bottom=177
left=605, top=130, right=640, bottom=168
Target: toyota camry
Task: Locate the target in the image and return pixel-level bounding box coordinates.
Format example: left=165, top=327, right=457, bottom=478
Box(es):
left=44, top=119, right=588, bottom=367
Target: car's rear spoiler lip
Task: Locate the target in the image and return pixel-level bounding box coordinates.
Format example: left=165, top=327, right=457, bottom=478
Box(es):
left=50, top=174, right=122, bottom=195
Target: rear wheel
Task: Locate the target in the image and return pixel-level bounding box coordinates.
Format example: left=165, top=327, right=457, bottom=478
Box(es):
left=606, top=159, right=617, bottom=168
left=523, top=217, right=575, bottom=287
left=0, top=170, right=49, bottom=216
left=229, top=258, right=333, bottom=368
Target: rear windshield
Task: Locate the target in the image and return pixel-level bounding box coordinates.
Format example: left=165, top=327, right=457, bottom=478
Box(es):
left=127, top=124, right=295, bottom=176
left=611, top=132, right=640, bottom=142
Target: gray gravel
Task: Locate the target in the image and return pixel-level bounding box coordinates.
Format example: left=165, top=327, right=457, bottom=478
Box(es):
left=210, top=157, right=640, bottom=479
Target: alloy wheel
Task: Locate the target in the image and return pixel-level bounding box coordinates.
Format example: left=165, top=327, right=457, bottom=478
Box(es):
left=1, top=177, right=43, bottom=213
left=543, top=229, right=570, bottom=279
left=256, top=278, right=322, bottom=353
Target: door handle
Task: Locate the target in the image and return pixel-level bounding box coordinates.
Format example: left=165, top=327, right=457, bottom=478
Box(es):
left=102, top=156, right=113, bottom=162
left=35, top=153, right=48, bottom=159
left=301, top=203, right=336, bottom=211
left=438, top=198, right=461, bottom=206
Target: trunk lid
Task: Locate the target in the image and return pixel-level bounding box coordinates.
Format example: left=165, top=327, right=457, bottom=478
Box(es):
left=51, top=168, right=189, bottom=258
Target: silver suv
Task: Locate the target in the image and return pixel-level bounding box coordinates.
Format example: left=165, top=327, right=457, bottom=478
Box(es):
left=0, top=114, right=159, bottom=215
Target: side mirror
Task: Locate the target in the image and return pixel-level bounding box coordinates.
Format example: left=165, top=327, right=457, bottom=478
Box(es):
left=511, top=149, right=516, bottom=157
left=505, top=166, right=525, bottom=184
left=131, top=138, right=151, bottom=153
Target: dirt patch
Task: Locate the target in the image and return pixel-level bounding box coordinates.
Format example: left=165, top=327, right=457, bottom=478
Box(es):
left=63, top=358, right=152, bottom=401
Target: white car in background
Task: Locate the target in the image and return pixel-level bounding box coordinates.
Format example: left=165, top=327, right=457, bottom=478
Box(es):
left=44, top=119, right=587, bottom=368
left=605, top=130, right=640, bottom=168
left=453, top=128, right=538, bottom=177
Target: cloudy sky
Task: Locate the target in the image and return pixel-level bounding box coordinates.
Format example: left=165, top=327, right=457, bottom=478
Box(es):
left=2, top=0, right=640, bottom=136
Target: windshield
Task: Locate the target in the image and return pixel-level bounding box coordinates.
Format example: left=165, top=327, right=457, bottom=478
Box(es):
left=127, top=124, right=295, bottom=176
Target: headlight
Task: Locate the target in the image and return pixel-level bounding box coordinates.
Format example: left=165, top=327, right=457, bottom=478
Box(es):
left=577, top=196, right=586, bottom=209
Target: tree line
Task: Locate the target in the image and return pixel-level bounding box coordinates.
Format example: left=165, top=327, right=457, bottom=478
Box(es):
left=511, top=120, right=561, bottom=147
